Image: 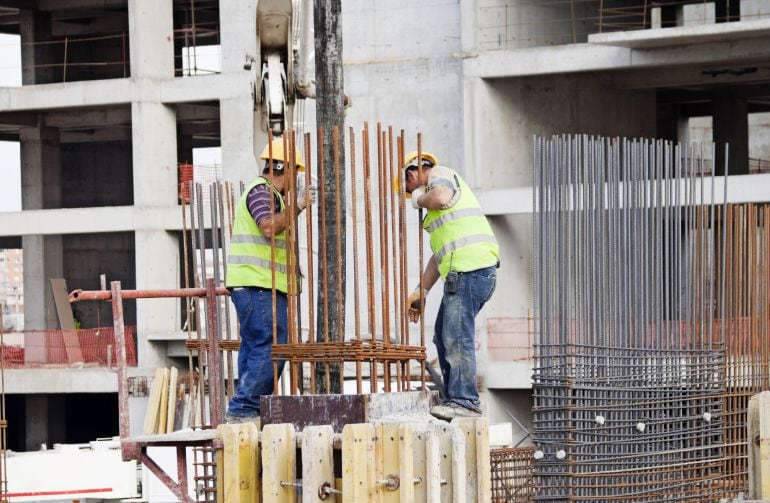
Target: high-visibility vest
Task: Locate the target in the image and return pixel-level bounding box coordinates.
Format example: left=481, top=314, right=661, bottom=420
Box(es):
left=226, top=177, right=288, bottom=293
left=422, top=170, right=499, bottom=279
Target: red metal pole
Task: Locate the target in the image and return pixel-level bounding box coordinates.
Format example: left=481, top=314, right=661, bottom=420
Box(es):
left=70, top=287, right=229, bottom=302
left=111, top=281, right=130, bottom=457
left=206, top=278, right=222, bottom=427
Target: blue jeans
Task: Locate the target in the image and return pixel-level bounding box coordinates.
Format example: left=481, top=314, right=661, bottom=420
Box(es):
left=227, top=287, right=287, bottom=417
left=434, top=265, right=496, bottom=411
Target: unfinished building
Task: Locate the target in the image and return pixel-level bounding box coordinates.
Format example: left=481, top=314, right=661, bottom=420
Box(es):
left=0, top=0, right=768, bottom=499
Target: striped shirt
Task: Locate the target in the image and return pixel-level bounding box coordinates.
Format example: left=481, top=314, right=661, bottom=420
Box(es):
left=246, top=183, right=281, bottom=226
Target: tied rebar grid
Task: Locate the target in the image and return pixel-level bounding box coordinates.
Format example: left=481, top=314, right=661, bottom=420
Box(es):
left=532, top=135, right=728, bottom=502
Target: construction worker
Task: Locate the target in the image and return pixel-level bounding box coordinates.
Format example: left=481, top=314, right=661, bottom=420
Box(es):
left=224, top=138, right=316, bottom=423
left=402, top=151, right=499, bottom=421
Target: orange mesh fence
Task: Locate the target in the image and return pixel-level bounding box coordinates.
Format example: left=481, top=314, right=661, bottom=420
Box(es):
left=486, top=317, right=533, bottom=361
left=1, top=326, right=137, bottom=367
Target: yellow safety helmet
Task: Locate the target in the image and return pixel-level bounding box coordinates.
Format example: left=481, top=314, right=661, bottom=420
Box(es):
left=394, top=151, right=438, bottom=198
left=259, top=138, right=305, bottom=171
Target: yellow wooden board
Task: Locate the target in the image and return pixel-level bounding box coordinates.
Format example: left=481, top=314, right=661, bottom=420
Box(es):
left=411, top=429, right=428, bottom=503
left=157, top=368, right=170, bottom=434
left=143, top=368, right=166, bottom=435
left=749, top=391, right=770, bottom=499
left=342, top=423, right=376, bottom=503
left=166, top=367, right=179, bottom=433
left=435, top=423, right=455, bottom=502
left=453, top=417, right=490, bottom=502
left=301, top=425, right=334, bottom=503
left=397, top=423, right=415, bottom=503
left=262, top=423, right=296, bottom=502
left=376, top=423, right=400, bottom=503
left=251, top=422, right=261, bottom=503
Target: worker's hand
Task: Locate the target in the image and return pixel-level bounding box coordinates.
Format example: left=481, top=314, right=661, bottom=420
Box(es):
left=406, top=287, right=427, bottom=323
left=297, top=185, right=318, bottom=212
left=411, top=186, right=426, bottom=209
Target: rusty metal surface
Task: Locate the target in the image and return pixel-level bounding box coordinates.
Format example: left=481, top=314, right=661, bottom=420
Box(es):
left=261, top=394, right=368, bottom=433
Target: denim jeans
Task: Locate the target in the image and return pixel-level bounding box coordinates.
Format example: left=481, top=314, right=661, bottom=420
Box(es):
left=227, top=287, right=287, bottom=417
left=434, top=265, right=497, bottom=411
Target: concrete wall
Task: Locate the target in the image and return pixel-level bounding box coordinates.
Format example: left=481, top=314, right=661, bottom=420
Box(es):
left=63, top=232, right=136, bottom=328
left=61, top=141, right=134, bottom=208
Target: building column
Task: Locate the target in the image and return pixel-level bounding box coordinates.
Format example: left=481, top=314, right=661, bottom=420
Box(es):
left=220, top=0, right=260, bottom=183
left=129, top=0, right=178, bottom=368
left=25, top=395, right=48, bottom=451
left=19, top=10, right=54, bottom=85
left=713, top=92, right=749, bottom=175
left=20, top=125, right=62, bottom=353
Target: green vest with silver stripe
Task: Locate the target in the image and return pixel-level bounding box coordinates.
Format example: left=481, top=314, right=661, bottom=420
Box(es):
left=226, top=177, right=288, bottom=293
left=422, top=170, right=499, bottom=279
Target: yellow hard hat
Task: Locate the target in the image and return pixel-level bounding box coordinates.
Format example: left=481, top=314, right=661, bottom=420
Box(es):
left=394, top=151, right=438, bottom=198
left=259, top=138, right=305, bottom=170
left=403, top=151, right=438, bottom=170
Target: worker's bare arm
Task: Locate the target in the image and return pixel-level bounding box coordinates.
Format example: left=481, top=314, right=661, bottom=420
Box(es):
left=419, top=255, right=441, bottom=292
left=415, top=185, right=453, bottom=209
left=258, top=211, right=289, bottom=238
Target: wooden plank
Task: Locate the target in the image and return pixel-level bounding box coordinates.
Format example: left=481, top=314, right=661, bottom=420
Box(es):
left=50, top=278, right=84, bottom=363
left=435, top=423, right=456, bottom=502
left=749, top=391, right=770, bottom=499
left=397, top=424, right=415, bottom=503
left=411, top=428, right=428, bottom=503
left=262, top=423, right=297, bottom=502
left=143, top=368, right=166, bottom=435
left=166, top=367, right=179, bottom=433
left=239, top=423, right=259, bottom=502
left=251, top=422, right=261, bottom=503
left=219, top=424, right=239, bottom=500
left=452, top=417, right=490, bottom=502
left=157, top=368, right=170, bottom=434
left=376, top=423, right=400, bottom=503
left=301, top=425, right=334, bottom=503
left=423, top=429, right=441, bottom=502
left=342, top=423, right=376, bottom=503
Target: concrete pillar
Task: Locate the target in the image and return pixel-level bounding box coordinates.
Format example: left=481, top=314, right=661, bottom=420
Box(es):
left=25, top=395, right=48, bottom=451
left=219, top=0, right=260, bottom=183
left=128, top=0, right=178, bottom=368
left=219, top=0, right=257, bottom=74
left=20, top=126, right=63, bottom=336
left=713, top=93, right=749, bottom=175
left=220, top=96, right=260, bottom=184
left=19, top=10, right=53, bottom=85
left=128, top=0, right=174, bottom=79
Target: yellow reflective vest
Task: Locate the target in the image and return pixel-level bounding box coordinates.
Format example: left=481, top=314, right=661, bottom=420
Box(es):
left=226, top=177, right=288, bottom=293
left=422, top=170, right=499, bottom=279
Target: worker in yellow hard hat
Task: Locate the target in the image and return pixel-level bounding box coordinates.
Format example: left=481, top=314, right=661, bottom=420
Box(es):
left=401, top=149, right=499, bottom=421
left=224, top=137, right=316, bottom=423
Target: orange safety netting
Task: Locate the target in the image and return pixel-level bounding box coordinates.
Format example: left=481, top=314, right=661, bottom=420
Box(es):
left=1, top=326, right=137, bottom=368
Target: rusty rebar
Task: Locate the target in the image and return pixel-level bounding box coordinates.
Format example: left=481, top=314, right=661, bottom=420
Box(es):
left=318, top=127, right=331, bottom=393
left=349, top=127, right=363, bottom=394
left=304, top=131, right=316, bottom=394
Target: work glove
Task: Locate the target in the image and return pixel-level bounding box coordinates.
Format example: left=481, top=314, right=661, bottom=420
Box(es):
left=411, top=186, right=426, bottom=209
left=407, top=287, right=427, bottom=323
left=297, top=185, right=318, bottom=212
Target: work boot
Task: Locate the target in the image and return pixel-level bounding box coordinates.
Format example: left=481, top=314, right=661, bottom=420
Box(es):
left=430, top=402, right=482, bottom=421
left=224, top=411, right=260, bottom=424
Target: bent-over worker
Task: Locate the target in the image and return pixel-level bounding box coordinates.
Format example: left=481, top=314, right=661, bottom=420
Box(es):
left=402, top=151, right=499, bottom=421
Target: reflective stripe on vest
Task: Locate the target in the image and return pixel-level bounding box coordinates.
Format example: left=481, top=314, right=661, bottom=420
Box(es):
left=226, top=177, right=289, bottom=292
left=422, top=171, right=499, bottom=278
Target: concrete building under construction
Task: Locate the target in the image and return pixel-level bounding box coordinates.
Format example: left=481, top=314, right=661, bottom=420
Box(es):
left=0, top=0, right=769, bottom=500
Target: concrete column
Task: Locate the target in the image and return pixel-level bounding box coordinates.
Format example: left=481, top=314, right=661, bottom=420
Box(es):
left=128, top=0, right=174, bottom=79
left=25, top=395, right=48, bottom=451
left=219, top=0, right=257, bottom=74
left=219, top=0, right=260, bottom=182
left=19, top=10, right=53, bottom=85
left=134, top=229, right=178, bottom=368
left=460, top=0, right=477, bottom=54
left=713, top=93, right=749, bottom=175
left=220, top=96, right=260, bottom=184
left=20, top=126, right=63, bottom=337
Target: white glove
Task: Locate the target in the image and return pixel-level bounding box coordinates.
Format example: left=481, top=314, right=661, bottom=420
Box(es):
left=411, top=186, right=426, bottom=209
left=298, top=185, right=317, bottom=211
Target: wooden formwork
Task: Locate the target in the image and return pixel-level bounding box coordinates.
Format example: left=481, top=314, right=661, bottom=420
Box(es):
left=216, top=417, right=491, bottom=502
